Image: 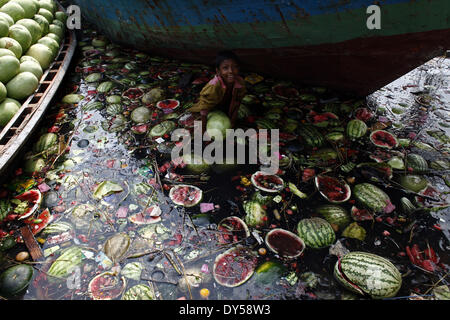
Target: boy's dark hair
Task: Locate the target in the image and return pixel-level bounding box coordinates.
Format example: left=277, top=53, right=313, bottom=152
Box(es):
left=215, top=50, right=240, bottom=69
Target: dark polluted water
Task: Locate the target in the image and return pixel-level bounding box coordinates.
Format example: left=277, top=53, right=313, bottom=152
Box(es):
left=0, top=25, right=449, bottom=301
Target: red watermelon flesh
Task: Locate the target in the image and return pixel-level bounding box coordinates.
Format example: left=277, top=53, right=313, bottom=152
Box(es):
left=14, top=189, right=42, bottom=220
left=217, top=216, right=250, bottom=244
left=315, top=176, right=351, bottom=203
left=157, top=99, right=180, bottom=109
left=213, top=246, right=257, bottom=287
left=370, top=130, right=398, bottom=149
left=169, top=185, right=202, bottom=207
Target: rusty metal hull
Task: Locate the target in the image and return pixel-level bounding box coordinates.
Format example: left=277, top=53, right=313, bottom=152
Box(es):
left=73, top=0, right=450, bottom=96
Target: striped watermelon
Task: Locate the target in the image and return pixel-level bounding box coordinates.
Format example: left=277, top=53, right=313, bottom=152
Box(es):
left=369, top=130, right=398, bottom=149
left=243, top=200, right=268, bottom=228
left=47, top=246, right=83, bottom=280
left=105, top=103, right=123, bottom=116
left=334, top=251, right=402, bottom=299
left=405, top=154, right=428, bottom=173
left=122, top=284, right=154, bottom=300
left=353, top=183, right=395, bottom=214
left=298, top=125, right=325, bottom=148
left=346, top=119, right=367, bottom=140
left=296, top=217, right=336, bottom=249
left=316, top=204, right=351, bottom=231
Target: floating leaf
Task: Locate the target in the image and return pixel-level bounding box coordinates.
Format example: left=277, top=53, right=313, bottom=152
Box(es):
left=103, top=232, right=130, bottom=263
left=93, top=181, right=123, bottom=200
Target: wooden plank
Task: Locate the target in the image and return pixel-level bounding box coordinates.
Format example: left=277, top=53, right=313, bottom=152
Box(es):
left=19, top=225, right=43, bottom=261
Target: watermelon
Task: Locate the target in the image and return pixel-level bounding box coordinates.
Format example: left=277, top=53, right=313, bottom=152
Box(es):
left=19, top=60, right=43, bottom=80
left=315, top=175, right=351, bottom=204
left=405, top=153, right=428, bottom=173
left=243, top=200, right=268, bottom=228
left=206, top=110, right=231, bottom=140
left=122, top=87, right=144, bottom=100
left=370, top=130, right=398, bottom=149
left=88, top=272, right=127, bottom=300
left=105, top=103, right=122, bottom=116
left=334, top=251, right=402, bottom=299
left=265, top=228, right=305, bottom=259
left=397, top=174, right=428, bottom=193
left=22, top=208, right=53, bottom=235
left=156, top=98, right=179, bottom=110
left=25, top=43, right=53, bottom=69
left=217, top=216, right=250, bottom=244
left=149, top=120, right=176, bottom=137
left=399, top=197, right=416, bottom=214
left=122, top=284, right=154, bottom=300
left=182, top=153, right=210, bottom=174
left=14, top=189, right=42, bottom=220
left=8, top=23, right=32, bottom=52
left=16, top=18, right=42, bottom=44
left=130, top=106, right=151, bottom=123
left=213, top=245, right=258, bottom=287
left=169, top=184, right=202, bottom=207
left=47, top=246, right=83, bottom=279
left=0, top=37, right=22, bottom=59
left=353, top=183, right=395, bottom=214
left=354, top=107, right=373, bottom=121
left=6, top=71, right=39, bottom=101
left=298, top=124, right=325, bottom=148
left=0, top=98, right=20, bottom=127
left=128, top=205, right=162, bottom=225
left=346, top=119, right=368, bottom=140
left=253, top=261, right=287, bottom=285
left=97, top=81, right=115, bottom=93
left=0, top=2, right=26, bottom=22
left=341, top=222, right=366, bottom=241
left=0, top=264, right=33, bottom=297
left=296, top=217, right=336, bottom=249
left=316, top=204, right=351, bottom=232
left=33, top=132, right=58, bottom=153
left=141, top=88, right=165, bottom=104
left=250, top=171, right=284, bottom=193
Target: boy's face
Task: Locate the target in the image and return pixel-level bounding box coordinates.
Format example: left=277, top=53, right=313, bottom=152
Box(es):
left=216, top=59, right=239, bottom=86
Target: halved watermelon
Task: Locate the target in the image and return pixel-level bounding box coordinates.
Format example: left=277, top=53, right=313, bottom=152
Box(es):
left=251, top=171, right=284, bottom=193
left=354, top=107, right=373, bottom=121
left=122, top=87, right=144, bottom=100
left=156, top=99, right=180, bottom=110
left=370, top=130, right=398, bottom=149
left=169, top=184, right=202, bottom=207
left=131, top=123, right=149, bottom=135
left=217, top=216, right=250, bottom=244
left=14, top=189, right=42, bottom=220
left=213, top=245, right=258, bottom=287
left=88, top=272, right=127, bottom=300
left=314, top=175, right=351, bottom=203
left=265, top=228, right=305, bottom=259
left=128, top=205, right=162, bottom=225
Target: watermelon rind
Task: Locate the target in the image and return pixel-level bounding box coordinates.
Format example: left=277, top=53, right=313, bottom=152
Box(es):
left=250, top=171, right=284, bottom=193
left=333, top=251, right=402, bottom=299
left=156, top=99, right=180, bottom=110
left=122, top=284, right=154, bottom=300
left=369, top=130, right=398, bottom=149
left=314, top=175, right=351, bottom=204
left=213, top=245, right=257, bottom=287
left=0, top=264, right=33, bottom=297
left=265, top=228, right=305, bottom=259
left=88, top=272, right=127, bottom=300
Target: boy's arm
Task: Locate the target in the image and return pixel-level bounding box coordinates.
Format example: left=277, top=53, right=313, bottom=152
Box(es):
left=187, top=83, right=223, bottom=112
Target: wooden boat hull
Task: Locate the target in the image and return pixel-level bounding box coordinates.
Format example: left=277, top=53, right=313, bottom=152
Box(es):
left=0, top=28, right=77, bottom=178
left=72, top=0, right=450, bottom=95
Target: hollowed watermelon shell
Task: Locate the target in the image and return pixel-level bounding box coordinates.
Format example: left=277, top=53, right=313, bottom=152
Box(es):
left=169, top=184, right=202, bottom=207
left=88, top=272, right=127, bottom=300
left=265, top=228, right=305, bottom=259
left=217, top=216, right=250, bottom=244
left=251, top=171, right=284, bottom=193
left=314, top=175, right=351, bottom=204
left=156, top=99, right=180, bottom=110
left=213, top=245, right=258, bottom=287
left=370, top=130, right=398, bottom=149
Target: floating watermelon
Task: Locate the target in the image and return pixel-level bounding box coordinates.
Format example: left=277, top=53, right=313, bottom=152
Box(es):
left=370, top=130, right=398, bottom=149
left=88, top=272, right=127, bottom=300
left=128, top=205, right=162, bottom=225
left=156, top=99, right=180, bottom=110
left=314, top=175, right=351, bottom=203
left=13, top=189, right=42, bottom=220
left=213, top=245, right=258, bottom=287
left=265, top=228, right=305, bottom=259
left=169, top=184, right=202, bottom=207
left=250, top=171, right=284, bottom=193
left=217, top=216, right=250, bottom=244
left=122, top=87, right=144, bottom=100
left=0, top=264, right=33, bottom=297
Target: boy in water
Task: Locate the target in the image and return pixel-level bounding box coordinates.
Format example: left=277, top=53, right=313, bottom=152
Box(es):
left=187, top=50, right=247, bottom=128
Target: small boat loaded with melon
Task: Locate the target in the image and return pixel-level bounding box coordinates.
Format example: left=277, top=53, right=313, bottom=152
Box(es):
left=0, top=0, right=77, bottom=177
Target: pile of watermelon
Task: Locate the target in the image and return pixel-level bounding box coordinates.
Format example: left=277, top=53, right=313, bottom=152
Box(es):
left=0, top=0, right=67, bottom=128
